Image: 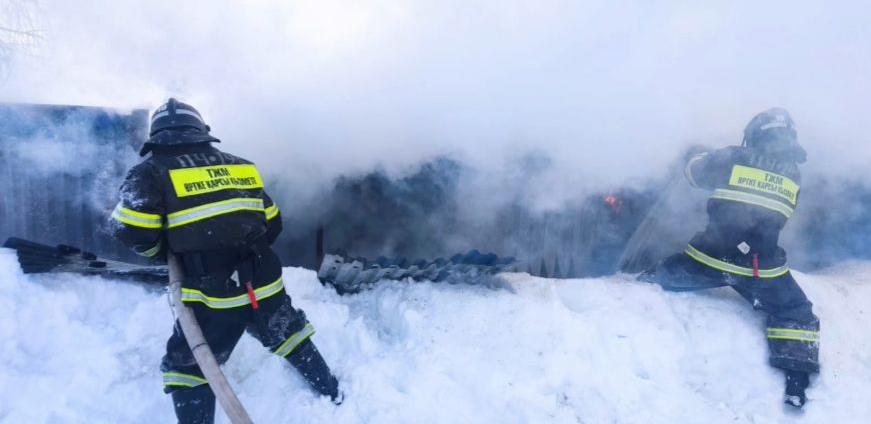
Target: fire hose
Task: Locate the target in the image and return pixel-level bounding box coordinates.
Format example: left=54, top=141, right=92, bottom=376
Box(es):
left=167, top=253, right=254, bottom=424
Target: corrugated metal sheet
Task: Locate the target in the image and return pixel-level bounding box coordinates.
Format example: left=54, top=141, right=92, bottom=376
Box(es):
left=0, top=103, right=149, bottom=262
left=0, top=102, right=322, bottom=268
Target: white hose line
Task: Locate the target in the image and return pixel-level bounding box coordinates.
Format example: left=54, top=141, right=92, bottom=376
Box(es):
left=168, top=253, right=254, bottom=424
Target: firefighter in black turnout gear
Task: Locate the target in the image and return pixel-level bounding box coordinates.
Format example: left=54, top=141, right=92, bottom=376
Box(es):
left=111, top=98, right=340, bottom=423
left=639, top=108, right=819, bottom=408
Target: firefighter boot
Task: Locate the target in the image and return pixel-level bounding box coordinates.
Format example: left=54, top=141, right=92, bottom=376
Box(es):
left=784, top=370, right=809, bottom=408
left=287, top=339, right=341, bottom=404
left=171, top=384, right=216, bottom=424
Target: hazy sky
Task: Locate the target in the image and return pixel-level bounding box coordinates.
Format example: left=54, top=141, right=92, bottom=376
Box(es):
left=3, top=0, right=870, bottom=203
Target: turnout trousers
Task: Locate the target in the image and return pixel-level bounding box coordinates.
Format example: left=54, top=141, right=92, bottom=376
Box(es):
left=160, top=247, right=331, bottom=423
left=641, top=252, right=820, bottom=374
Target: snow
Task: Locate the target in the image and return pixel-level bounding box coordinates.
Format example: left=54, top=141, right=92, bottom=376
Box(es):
left=1, top=248, right=869, bottom=423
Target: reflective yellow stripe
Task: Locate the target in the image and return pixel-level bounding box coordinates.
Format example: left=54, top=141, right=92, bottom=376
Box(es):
left=728, top=165, right=799, bottom=205
left=111, top=203, right=163, bottom=229
left=684, top=244, right=789, bottom=278
left=273, top=323, right=315, bottom=357
left=711, top=189, right=794, bottom=218
left=265, top=204, right=279, bottom=221
left=167, top=198, right=264, bottom=229
left=136, top=241, right=161, bottom=257
left=169, top=164, right=264, bottom=198
left=180, top=277, right=284, bottom=309
left=767, top=328, right=819, bottom=343
left=162, top=372, right=208, bottom=388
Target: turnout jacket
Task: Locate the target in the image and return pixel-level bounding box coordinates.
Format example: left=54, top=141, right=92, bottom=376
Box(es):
left=111, top=143, right=283, bottom=303
left=683, top=146, right=801, bottom=277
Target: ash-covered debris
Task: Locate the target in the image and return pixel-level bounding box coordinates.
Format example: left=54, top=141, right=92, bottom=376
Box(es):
left=317, top=250, right=516, bottom=294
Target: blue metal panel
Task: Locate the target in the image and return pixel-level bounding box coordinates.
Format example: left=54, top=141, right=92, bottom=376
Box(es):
left=0, top=103, right=148, bottom=262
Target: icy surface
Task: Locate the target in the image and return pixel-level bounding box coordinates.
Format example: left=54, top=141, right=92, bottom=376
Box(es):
left=0, top=248, right=869, bottom=423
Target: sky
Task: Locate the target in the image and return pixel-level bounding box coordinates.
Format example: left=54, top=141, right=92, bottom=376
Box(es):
left=2, top=0, right=870, bottom=205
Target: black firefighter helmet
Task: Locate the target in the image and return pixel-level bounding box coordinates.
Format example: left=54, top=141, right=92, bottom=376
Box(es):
left=742, top=107, right=806, bottom=163
left=139, top=98, right=219, bottom=156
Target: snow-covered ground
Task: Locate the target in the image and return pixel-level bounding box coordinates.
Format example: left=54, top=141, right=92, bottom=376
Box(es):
left=0, top=248, right=869, bottom=424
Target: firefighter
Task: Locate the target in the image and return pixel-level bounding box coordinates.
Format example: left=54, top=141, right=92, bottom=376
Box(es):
left=639, top=108, right=819, bottom=408
left=110, top=98, right=340, bottom=423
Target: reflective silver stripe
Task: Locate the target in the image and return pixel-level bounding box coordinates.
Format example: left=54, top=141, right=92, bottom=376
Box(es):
left=152, top=108, right=203, bottom=124
left=151, top=110, right=170, bottom=124
left=174, top=108, right=205, bottom=123
left=136, top=242, right=161, bottom=257
left=711, top=189, right=794, bottom=218
left=111, top=203, right=163, bottom=229
left=684, top=153, right=708, bottom=188
left=273, top=323, right=316, bottom=357
left=180, top=277, right=284, bottom=309
left=767, top=328, right=819, bottom=343
left=760, top=121, right=789, bottom=130
left=684, top=244, right=789, bottom=278
left=167, top=198, right=264, bottom=228
left=163, top=372, right=208, bottom=388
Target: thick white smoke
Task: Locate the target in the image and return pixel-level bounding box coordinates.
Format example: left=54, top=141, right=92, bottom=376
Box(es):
left=2, top=1, right=870, bottom=268
left=3, top=1, right=869, bottom=193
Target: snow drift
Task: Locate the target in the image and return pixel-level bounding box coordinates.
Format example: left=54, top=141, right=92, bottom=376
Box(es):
left=0, top=248, right=869, bottom=423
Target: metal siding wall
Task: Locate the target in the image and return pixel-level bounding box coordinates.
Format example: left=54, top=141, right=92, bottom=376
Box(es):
left=0, top=147, right=9, bottom=238
left=0, top=103, right=147, bottom=262
left=0, top=104, right=322, bottom=268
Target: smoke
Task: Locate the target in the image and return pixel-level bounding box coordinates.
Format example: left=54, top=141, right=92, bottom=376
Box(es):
left=0, top=0, right=41, bottom=78
left=1, top=1, right=870, bottom=269
left=2, top=1, right=868, bottom=180
left=0, top=104, right=145, bottom=261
